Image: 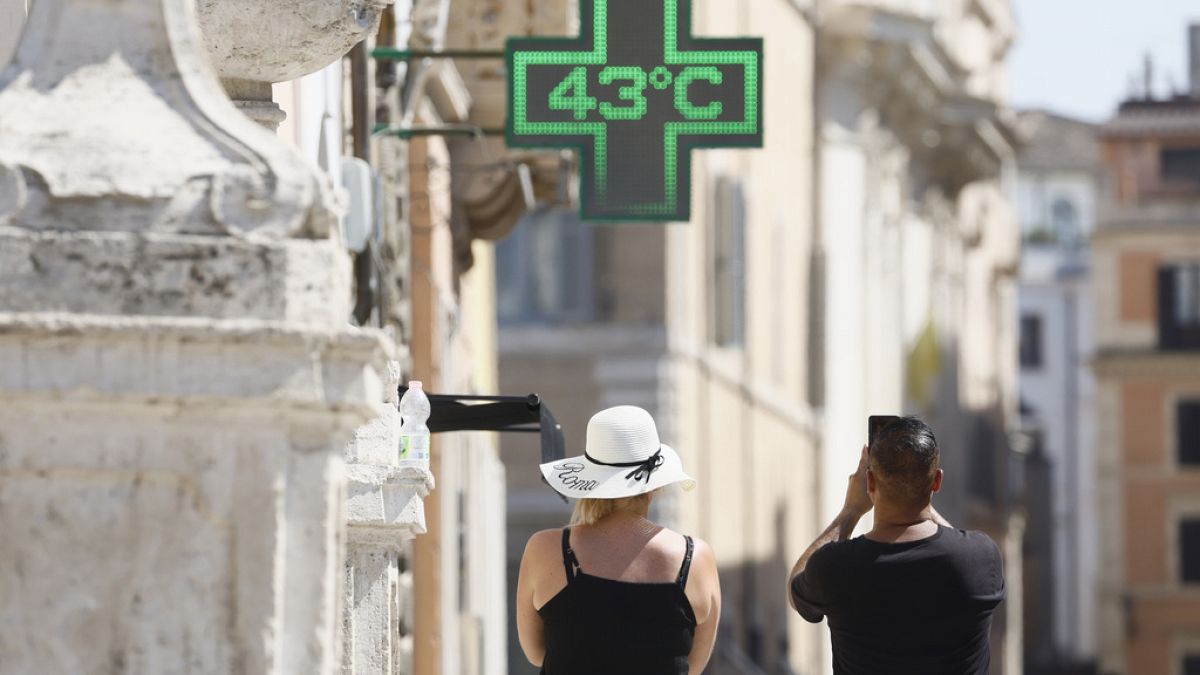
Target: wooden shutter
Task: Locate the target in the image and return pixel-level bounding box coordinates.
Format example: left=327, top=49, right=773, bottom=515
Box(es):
left=1180, top=401, right=1200, bottom=466
left=1182, top=519, right=1200, bottom=583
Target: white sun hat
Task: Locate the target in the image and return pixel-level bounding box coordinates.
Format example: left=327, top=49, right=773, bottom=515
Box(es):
left=540, top=405, right=696, bottom=499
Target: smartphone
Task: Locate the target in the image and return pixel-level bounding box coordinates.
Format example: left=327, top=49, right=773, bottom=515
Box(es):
left=868, top=415, right=901, bottom=445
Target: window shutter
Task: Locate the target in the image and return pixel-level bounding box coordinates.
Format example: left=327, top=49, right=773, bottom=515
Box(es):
left=1182, top=518, right=1200, bottom=583
left=1020, top=314, right=1042, bottom=368
left=1180, top=401, right=1200, bottom=466
left=1160, top=266, right=1177, bottom=348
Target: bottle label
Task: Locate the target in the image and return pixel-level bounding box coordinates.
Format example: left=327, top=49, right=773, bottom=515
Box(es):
left=400, top=434, right=430, bottom=462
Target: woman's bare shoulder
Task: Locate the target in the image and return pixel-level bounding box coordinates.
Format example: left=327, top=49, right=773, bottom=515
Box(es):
left=652, top=528, right=712, bottom=562
left=521, top=529, right=566, bottom=580
left=658, top=527, right=710, bottom=549
left=688, top=535, right=713, bottom=557
left=669, top=532, right=716, bottom=576
left=524, top=527, right=564, bottom=556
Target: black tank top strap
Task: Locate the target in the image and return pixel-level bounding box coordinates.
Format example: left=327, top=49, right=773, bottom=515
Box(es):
left=561, top=528, right=581, bottom=582
left=677, top=535, right=695, bottom=588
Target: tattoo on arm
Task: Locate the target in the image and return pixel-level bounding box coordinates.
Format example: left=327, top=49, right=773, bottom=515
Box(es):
left=787, top=509, right=863, bottom=610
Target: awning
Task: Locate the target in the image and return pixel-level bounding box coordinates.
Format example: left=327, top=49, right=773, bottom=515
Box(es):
left=398, top=387, right=566, bottom=467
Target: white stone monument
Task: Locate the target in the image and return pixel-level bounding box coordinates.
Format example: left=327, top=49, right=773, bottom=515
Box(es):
left=195, top=0, right=394, bottom=129
left=0, top=0, right=394, bottom=672
left=342, top=361, right=435, bottom=674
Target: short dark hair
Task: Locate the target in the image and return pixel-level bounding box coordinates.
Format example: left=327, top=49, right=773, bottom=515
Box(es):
left=868, top=416, right=939, bottom=506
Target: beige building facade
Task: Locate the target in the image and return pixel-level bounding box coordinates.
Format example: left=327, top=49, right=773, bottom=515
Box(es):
left=494, top=1, right=1022, bottom=674
left=493, top=1, right=819, bottom=671
left=814, top=1, right=1022, bottom=672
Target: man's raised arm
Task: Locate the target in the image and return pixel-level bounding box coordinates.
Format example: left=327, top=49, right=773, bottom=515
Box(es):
left=787, top=446, right=872, bottom=611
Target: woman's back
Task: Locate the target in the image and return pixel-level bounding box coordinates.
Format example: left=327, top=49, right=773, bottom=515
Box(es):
left=519, top=512, right=719, bottom=675
left=539, top=525, right=695, bottom=674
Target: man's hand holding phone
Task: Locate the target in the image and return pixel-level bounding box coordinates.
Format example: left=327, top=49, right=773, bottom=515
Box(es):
left=843, top=445, right=872, bottom=518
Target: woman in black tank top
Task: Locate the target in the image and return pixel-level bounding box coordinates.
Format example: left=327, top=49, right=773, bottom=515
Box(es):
left=537, top=528, right=696, bottom=674
left=516, top=406, right=721, bottom=675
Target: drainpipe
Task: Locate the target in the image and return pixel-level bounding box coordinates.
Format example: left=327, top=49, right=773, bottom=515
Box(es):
left=1063, top=278, right=1079, bottom=657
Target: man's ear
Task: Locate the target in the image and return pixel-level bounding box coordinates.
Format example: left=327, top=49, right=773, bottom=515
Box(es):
left=931, top=468, right=944, bottom=494
left=867, top=469, right=876, bottom=495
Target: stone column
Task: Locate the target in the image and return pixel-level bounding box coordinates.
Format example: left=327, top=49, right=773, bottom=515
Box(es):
left=195, top=0, right=394, bottom=129
left=0, top=0, right=391, bottom=672
left=342, top=362, right=435, bottom=674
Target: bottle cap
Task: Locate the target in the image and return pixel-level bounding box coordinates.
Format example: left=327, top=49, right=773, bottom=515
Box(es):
left=408, top=380, right=423, bottom=390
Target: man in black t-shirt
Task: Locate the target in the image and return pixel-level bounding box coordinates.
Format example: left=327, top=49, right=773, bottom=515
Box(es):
left=788, top=417, right=1005, bottom=675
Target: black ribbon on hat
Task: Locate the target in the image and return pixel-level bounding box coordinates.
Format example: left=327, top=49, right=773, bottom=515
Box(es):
left=584, top=449, right=665, bottom=484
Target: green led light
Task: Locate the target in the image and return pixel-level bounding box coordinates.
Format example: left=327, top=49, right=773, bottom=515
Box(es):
left=507, top=0, right=763, bottom=221
left=598, top=66, right=649, bottom=120
left=649, top=66, right=674, bottom=90
left=674, top=66, right=723, bottom=120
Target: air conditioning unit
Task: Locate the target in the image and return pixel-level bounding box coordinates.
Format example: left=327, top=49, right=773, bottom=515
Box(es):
left=341, top=157, right=375, bottom=253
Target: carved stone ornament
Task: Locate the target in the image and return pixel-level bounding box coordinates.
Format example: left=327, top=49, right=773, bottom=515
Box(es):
left=195, top=0, right=395, bottom=128
left=0, top=0, right=338, bottom=239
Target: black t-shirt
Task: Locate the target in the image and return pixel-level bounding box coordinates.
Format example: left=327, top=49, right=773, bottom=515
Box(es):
left=790, top=526, right=1005, bottom=675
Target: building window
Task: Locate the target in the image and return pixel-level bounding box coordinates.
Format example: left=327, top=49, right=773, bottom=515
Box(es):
left=1050, top=198, right=1080, bottom=245
left=1162, top=148, right=1200, bottom=185
left=708, top=177, right=746, bottom=348
left=1182, top=518, right=1200, bottom=583
left=496, top=209, right=595, bottom=325
left=1180, top=401, right=1200, bottom=466
left=1158, top=264, right=1200, bottom=350
left=1019, top=314, right=1043, bottom=368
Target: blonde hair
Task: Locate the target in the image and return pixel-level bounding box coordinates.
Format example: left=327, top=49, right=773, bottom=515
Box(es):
left=569, top=490, right=659, bottom=526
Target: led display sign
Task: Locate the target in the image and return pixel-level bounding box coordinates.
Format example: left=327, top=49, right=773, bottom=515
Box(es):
left=506, top=0, right=763, bottom=221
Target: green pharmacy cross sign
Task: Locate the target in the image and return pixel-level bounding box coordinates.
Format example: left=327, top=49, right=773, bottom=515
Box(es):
left=506, top=0, right=763, bottom=221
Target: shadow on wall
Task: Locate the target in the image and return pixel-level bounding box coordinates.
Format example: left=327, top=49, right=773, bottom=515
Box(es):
left=706, top=506, right=802, bottom=675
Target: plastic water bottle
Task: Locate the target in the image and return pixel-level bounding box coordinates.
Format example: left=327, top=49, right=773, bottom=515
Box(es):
left=398, top=381, right=431, bottom=465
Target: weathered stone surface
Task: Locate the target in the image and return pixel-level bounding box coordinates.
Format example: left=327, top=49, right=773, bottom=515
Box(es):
left=0, top=314, right=390, bottom=410
left=196, top=0, right=394, bottom=84
left=0, top=315, right=392, bottom=674
left=195, top=0, right=394, bottom=128
left=0, top=231, right=351, bottom=324
left=346, top=464, right=435, bottom=543
left=342, top=360, right=433, bottom=674
left=0, top=0, right=400, bottom=672
left=0, top=0, right=338, bottom=237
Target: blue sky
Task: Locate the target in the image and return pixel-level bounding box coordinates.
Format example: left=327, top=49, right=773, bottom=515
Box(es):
left=1008, top=0, right=1200, bottom=122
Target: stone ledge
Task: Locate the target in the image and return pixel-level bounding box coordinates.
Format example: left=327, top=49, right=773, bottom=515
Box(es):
left=0, top=230, right=352, bottom=323
left=345, top=405, right=401, bottom=466
left=0, top=312, right=393, bottom=422
left=345, top=463, right=435, bottom=545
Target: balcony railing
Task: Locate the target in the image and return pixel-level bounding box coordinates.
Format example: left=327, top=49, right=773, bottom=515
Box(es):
left=1097, top=199, right=1200, bottom=231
